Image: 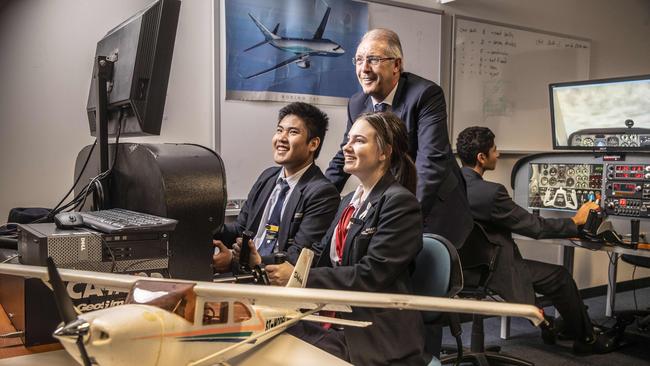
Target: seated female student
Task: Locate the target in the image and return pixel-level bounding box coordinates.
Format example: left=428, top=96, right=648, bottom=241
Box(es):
left=238, top=112, right=426, bottom=365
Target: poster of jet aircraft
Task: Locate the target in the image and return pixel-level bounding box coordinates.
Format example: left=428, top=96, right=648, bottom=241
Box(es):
left=225, top=0, right=368, bottom=103
left=243, top=7, right=345, bottom=79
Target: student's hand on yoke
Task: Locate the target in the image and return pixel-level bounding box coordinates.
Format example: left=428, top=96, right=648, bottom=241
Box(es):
left=572, top=201, right=600, bottom=226
left=232, top=237, right=262, bottom=268
left=265, top=262, right=294, bottom=286
left=212, top=240, right=233, bottom=273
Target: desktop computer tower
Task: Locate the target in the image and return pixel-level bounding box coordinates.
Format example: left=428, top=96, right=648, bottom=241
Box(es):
left=2, top=223, right=170, bottom=346
left=18, top=223, right=170, bottom=272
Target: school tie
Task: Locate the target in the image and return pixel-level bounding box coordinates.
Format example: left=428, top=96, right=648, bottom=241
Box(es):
left=334, top=204, right=356, bottom=264
left=374, top=102, right=389, bottom=112
left=259, top=179, right=290, bottom=256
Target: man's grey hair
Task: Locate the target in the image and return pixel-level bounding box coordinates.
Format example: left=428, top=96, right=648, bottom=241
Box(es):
left=359, top=28, right=404, bottom=71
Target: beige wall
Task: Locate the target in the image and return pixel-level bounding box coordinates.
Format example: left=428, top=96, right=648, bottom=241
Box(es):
left=0, top=0, right=214, bottom=223
left=0, top=0, right=649, bottom=287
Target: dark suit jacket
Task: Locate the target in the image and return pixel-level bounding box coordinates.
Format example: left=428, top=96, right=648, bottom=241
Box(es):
left=461, top=167, right=578, bottom=304
left=218, top=164, right=339, bottom=265
left=326, top=72, right=472, bottom=247
left=309, top=173, right=426, bottom=366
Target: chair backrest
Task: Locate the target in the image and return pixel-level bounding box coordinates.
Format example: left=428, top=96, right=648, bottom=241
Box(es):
left=412, top=234, right=463, bottom=300
left=621, top=254, right=650, bottom=268
left=457, top=223, right=501, bottom=292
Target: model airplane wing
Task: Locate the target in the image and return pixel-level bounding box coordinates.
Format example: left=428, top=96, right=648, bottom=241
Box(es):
left=0, top=262, right=138, bottom=292
left=293, top=314, right=371, bottom=327
left=0, top=263, right=545, bottom=325
left=193, top=283, right=546, bottom=326
left=244, top=54, right=309, bottom=79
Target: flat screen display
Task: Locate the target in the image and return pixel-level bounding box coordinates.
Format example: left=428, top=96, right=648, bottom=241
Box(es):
left=550, top=75, right=650, bottom=151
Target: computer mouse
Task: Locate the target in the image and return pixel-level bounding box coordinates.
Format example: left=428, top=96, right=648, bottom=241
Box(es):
left=54, top=212, right=85, bottom=230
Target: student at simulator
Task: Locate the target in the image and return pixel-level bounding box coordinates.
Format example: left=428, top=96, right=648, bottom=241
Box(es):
left=325, top=28, right=472, bottom=248
left=212, top=102, right=339, bottom=273
left=241, top=112, right=426, bottom=365
left=455, top=126, right=617, bottom=355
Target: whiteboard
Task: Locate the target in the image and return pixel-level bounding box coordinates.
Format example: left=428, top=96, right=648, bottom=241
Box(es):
left=451, top=16, right=590, bottom=152
left=219, top=0, right=442, bottom=200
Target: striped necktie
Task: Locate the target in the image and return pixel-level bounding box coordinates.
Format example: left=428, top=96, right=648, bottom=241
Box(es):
left=259, top=179, right=290, bottom=256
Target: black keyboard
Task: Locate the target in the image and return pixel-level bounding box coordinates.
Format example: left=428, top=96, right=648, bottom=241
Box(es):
left=80, top=208, right=178, bottom=234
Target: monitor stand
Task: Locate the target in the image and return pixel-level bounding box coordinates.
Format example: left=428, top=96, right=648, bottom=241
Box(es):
left=92, top=55, right=114, bottom=210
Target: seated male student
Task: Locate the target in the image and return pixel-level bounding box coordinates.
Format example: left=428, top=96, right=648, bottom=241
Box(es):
left=212, top=102, right=339, bottom=272
left=455, top=126, right=616, bottom=355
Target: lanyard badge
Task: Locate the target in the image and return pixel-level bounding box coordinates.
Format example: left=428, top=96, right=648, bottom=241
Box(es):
left=264, top=224, right=279, bottom=240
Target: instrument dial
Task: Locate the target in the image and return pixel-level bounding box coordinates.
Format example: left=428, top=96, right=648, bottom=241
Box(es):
left=607, top=136, right=619, bottom=146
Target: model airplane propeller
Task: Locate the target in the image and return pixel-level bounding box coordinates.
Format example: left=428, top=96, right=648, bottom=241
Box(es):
left=0, top=249, right=546, bottom=366
left=46, top=257, right=93, bottom=366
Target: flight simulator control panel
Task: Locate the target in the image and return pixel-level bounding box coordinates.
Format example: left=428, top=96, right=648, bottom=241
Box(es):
left=528, top=162, right=650, bottom=218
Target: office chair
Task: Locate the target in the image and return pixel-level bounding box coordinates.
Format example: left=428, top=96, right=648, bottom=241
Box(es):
left=411, top=234, right=464, bottom=366
left=440, top=223, right=533, bottom=366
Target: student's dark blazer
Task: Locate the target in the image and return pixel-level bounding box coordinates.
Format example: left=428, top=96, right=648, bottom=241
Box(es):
left=461, top=167, right=578, bottom=304
left=325, top=72, right=473, bottom=248
left=218, top=164, right=339, bottom=265
left=309, top=173, right=426, bottom=366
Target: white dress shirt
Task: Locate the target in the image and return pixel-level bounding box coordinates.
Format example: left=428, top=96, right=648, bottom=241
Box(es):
left=371, top=81, right=399, bottom=110
left=329, top=183, right=375, bottom=265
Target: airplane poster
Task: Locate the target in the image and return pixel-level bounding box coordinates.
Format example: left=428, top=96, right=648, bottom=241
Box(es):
left=225, top=0, right=368, bottom=105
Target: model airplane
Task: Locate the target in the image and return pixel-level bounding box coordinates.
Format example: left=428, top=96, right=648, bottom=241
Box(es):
left=243, top=4, right=345, bottom=79
left=0, top=249, right=546, bottom=366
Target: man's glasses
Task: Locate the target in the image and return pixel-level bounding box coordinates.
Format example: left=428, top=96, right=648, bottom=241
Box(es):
left=352, top=56, right=396, bottom=66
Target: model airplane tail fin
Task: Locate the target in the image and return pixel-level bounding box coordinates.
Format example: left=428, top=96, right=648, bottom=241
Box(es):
left=285, top=247, right=314, bottom=288
left=248, top=13, right=280, bottom=41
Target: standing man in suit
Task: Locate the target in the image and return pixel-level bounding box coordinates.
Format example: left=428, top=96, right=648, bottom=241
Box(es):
left=212, top=102, right=339, bottom=272
left=325, top=28, right=472, bottom=248
left=456, top=126, right=616, bottom=354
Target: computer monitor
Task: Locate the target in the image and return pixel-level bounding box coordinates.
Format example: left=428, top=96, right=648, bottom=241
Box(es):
left=86, top=0, right=181, bottom=137
left=83, top=0, right=180, bottom=210
left=549, top=74, right=650, bottom=151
